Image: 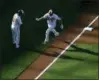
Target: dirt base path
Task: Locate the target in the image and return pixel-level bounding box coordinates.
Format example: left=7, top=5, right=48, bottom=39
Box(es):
left=17, top=13, right=98, bottom=79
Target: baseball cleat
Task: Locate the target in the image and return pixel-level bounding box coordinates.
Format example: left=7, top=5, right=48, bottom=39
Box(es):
left=55, top=32, right=59, bottom=37
left=13, top=41, right=16, bottom=44
left=43, top=40, right=49, bottom=45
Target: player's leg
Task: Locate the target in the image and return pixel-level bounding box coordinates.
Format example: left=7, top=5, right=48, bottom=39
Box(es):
left=15, top=27, right=20, bottom=48
left=43, top=28, right=51, bottom=44
left=52, top=29, right=59, bottom=37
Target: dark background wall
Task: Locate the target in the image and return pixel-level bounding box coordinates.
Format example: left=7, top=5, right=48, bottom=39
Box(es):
left=0, top=0, right=99, bottom=63
left=0, top=0, right=80, bottom=48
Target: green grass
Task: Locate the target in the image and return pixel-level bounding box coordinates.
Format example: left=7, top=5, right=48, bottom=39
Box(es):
left=0, top=41, right=52, bottom=80
left=0, top=25, right=66, bottom=80
left=41, top=43, right=98, bottom=79
left=0, top=33, right=60, bottom=80
left=1, top=51, right=39, bottom=80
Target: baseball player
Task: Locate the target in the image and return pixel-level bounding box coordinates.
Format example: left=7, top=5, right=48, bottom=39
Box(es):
left=36, top=9, right=64, bottom=44
left=11, top=9, right=24, bottom=48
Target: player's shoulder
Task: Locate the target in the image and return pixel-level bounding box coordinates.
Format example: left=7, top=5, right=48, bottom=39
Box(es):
left=53, top=13, right=58, bottom=16
left=52, top=13, right=58, bottom=18
left=44, top=13, right=49, bottom=16
left=43, top=13, right=49, bottom=18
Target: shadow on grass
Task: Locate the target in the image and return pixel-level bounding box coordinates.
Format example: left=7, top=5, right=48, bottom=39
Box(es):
left=65, top=41, right=98, bottom=56
left=32, top=40, right=98, bottom=62
left=32, top=48, right=86, bottom=62
left=32, top=48, right=98, bottom=63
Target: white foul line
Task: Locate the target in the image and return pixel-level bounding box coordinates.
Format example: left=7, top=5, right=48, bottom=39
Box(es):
left=35, top=16, right=99, bottom=80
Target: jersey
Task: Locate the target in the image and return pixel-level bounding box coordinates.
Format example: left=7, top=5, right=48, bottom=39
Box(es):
left=11, top=13, right=22, bottom=29
left=43, top=13, right=61, bottom=28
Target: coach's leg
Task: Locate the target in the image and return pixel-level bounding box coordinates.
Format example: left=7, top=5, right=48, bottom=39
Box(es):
left=11, top=28, right=16, bottom=44
left=52, top=29, right=59, bottom=37
left=15, top=27, right=20, bottom=48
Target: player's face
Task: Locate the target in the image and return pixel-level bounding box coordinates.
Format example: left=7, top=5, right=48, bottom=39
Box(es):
left=49, top=10, right=53, bottom=16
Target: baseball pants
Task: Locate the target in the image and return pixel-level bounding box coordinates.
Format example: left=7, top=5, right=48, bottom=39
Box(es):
left=44, top=27, right=59, bottom=42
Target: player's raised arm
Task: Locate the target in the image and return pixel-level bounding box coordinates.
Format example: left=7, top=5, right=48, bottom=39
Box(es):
left=35, top=17, right=44, bottom=21
left=35, top=13, right=48, bottom=21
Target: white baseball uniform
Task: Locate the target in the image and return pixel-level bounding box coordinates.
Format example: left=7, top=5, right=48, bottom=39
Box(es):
left=43, top=13, right=61, bottom=42
left=11, top=13, right=22, bottom=48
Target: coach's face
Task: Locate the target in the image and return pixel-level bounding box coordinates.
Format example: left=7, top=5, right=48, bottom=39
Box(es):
left=18, top=9, right=25, bottom=17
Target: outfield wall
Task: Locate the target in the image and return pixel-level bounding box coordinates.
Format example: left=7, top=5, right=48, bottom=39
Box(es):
left=0, top=0, right=98, bottom=63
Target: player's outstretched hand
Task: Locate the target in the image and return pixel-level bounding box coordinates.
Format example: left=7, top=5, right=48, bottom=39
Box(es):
left=60, top=24, right=64, bottom=30
left=35, top=18, right=39, bottom=21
